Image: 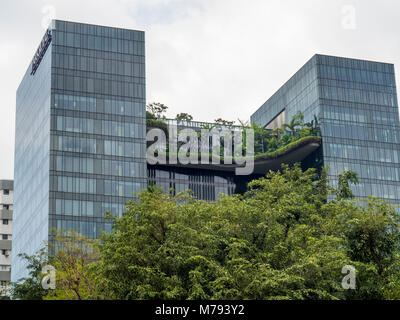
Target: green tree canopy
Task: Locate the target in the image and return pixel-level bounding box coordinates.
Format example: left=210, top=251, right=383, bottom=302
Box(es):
left=336, top=170, right=360, bottom=200
left=11, top=248, right=49, bottom=300
left=93, top=165, right=400, bottom=300
left=12, top=165, right=400, bottom=300
left=176, top=113, right=193, bottom=121
left=214, top=118, right=235, bottom=127
left=147, top=102, right=168, bottom=119
left=283, top=110, right=304, bottom=137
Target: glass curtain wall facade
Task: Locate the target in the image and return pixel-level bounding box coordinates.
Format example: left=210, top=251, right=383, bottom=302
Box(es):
left=12, top=20, right=146, bottom=281
left=148, top=165, right=237, bottom=201
left=251, top=54, right=400, bottom=206
left=13, top=37, right=52, bottom=281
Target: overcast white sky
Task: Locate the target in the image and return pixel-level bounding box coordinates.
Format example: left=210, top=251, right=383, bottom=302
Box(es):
left=0, top=0, right=399, bottom=179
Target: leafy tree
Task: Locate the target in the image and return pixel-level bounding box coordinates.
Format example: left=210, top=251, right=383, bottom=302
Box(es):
left=246, top=111, right=316, bottom=156
left=147, top=102, right=168, bottom=119
left=44, top=231, right=106, bottom=300
left=93, top=165, right=400, bottom=300
left=251, top=123, right=270, bottom=154
left=336, top=170, right=360, bottom=200
left=282, top=111, right=304, bottom=138
left=11, top=232, right=107, bottom=300
left=11, top=248, right=49, bottom=300
left=176, top=113, right=193, bottom=121
left=305, top=115, right=321, bottom=137
left=214, top=118, right=235, bottom=127
left=13, top=165, right=400, bottom=300
left=324, top=197, right=400, bottom=299
left=146, top=110, right=156, bottom=120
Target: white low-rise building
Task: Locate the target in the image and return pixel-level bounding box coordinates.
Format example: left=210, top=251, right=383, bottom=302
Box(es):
left=0, top=180, right=13, bottom=298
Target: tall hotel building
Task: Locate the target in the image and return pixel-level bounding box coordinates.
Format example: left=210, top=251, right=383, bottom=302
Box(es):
left=12, top=20, right=146, bottom=281
left=251, top=54, right=400, bottom=206
left=12, top=20, right=400, bottom=282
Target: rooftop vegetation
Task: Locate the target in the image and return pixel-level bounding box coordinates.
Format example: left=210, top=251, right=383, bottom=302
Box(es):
left=146, top=102, right=322, bottom=162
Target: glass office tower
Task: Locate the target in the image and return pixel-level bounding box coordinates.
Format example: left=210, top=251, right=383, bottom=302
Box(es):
left=251, top=54, right=400, bottom=206
left=12, top=20, right=146, bottom=281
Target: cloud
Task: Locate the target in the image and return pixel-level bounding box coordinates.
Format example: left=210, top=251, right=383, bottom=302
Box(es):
left=1, top=0, right=400, bottom=179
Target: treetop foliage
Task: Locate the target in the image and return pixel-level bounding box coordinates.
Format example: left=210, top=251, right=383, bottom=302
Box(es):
left=12, top=164, right=400, bottom=300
